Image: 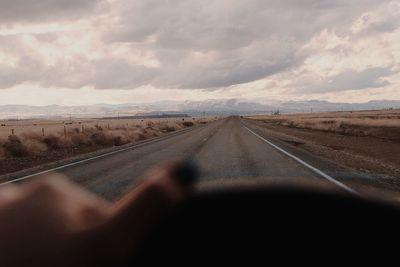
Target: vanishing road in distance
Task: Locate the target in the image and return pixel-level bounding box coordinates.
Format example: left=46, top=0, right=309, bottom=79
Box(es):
left=2, top=116, right=393, bottom=200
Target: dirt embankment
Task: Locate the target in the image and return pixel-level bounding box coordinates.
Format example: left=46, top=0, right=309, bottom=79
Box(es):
left=245, top=111, right=400, bottom=178
left=0, top=119, right=203, bottom=176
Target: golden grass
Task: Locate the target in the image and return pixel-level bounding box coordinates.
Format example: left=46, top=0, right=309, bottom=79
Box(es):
left=246, top=109, right=400, bottom=140
left=0, top=117, right=217, bottom=159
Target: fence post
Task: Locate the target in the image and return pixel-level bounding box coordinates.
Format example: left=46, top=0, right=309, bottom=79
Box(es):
left=82, top=125, right=85, bottom=133
left=11, top=129, right=14, bottom=135
left=42, top=128, right=45, bottom=136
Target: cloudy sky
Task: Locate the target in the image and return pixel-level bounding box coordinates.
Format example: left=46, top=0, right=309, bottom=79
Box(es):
left=0, top=0, right=399, bottom=106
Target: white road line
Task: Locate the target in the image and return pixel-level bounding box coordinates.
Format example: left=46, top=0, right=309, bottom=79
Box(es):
left=0, top=126, right=199, bottom=187
left=243, top=124, right=360, bottom=196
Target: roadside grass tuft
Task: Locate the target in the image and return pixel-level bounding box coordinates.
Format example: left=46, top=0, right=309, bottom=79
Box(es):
left=182, top=121, right=194, bottom=127
left=0, top=117, right=218, bottom=161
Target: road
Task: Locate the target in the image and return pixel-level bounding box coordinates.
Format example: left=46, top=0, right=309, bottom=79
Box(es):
left=3, top=117, right=358, bottom=200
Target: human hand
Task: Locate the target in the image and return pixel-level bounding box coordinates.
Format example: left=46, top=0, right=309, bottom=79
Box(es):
left=0, top=161, right=198, bottom=267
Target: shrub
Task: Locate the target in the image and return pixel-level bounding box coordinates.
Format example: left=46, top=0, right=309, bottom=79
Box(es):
left=0, top=147, right=5, bottom=160
left=23, top=139, right=47, bottom=155
left=113, top=136, right=129, bottom=146
left=3, top=135, right=29, bottom=157
left=90, top=132, right=114, bottom=146
left=43, top=135, right=62, bottom=150
left=94, top=124, right=103, bottom=131
left=182, top=121, right=194, bottom=127
left=136, top=133, right=146, bottom=141
left=71, top=134, right=93, bottom=146
left=161, top=126, right=176, bottom=132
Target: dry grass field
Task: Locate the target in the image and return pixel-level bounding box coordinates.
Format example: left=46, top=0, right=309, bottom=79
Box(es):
left=247, top=109, right=400, bottom=141
left=245, top=109, right=400, bottom=178
left=0, top=117, right=216, bottom=175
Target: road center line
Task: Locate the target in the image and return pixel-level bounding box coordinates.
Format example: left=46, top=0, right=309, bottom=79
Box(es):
left=242, top=124, right=360, bottom=196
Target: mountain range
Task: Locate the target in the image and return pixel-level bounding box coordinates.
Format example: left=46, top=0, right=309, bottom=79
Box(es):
left=1, top=99, right=400, bottom=119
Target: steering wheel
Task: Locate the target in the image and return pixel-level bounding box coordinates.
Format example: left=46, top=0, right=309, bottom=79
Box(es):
left=131, top=186, right=400, bottom=265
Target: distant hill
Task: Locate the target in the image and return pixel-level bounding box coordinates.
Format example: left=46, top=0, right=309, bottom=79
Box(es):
left=1, top=99, right=400, bottom=119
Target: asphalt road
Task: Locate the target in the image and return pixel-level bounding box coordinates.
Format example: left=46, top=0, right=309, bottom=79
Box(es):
left=5, top=117, right=356, bottom=200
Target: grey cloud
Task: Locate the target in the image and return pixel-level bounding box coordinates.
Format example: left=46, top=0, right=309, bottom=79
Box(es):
left=0, top=0, right=392, bottom=91
left=0, top=67, right=38, bottom=89
left=0, top=57, right=158, bottom=90
left=103, top=0, right=382, bottom=89
left=0, top=58, right=81, bottom=89
left=0, top=33, right=157, bottom=89
left=303, top=67, right=393, bottom=93
left=0, top=36, right=44, bottom=88
left=151, top=39, right=305, bottom=89
left=0, top=0, right=104, bottom=24
left=358, top=18, right=399, bottom=35
left=0, top=34, right=158, bottom=90
left=109, top=0, right=381, bottom=49
left=91, top=60, right=160, bottom=89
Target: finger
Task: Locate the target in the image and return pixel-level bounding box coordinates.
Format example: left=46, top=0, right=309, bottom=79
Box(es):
left=0, top=184, right=21, bottom=208
left=22, top=174, right=112, bottom=231
left=79, top=160, right=199, bottom=265
left=0, top=175, right=114, bottom=267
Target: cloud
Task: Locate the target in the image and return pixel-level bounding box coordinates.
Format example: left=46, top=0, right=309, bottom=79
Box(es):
left=302, top=67, right=393, bottom=93
left=100, top=0, right=383, bottom=89
left=351, top=2, right=400, bottom=35
left=0, top=0, right=398, bottom=105
left=91, top=59, right=159, bottom=89
left=0, top=0, right=105, bottom=24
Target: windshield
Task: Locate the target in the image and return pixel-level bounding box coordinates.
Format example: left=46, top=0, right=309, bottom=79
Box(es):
left=0, top=1, right=399, bottom=200
left=2, top=1, right=400, bottom=265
